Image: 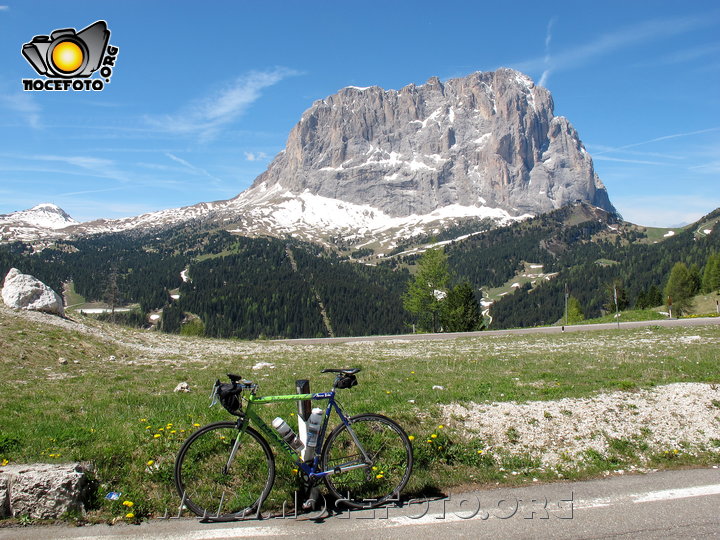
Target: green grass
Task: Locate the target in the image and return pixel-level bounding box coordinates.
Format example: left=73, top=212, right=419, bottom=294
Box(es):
left=63, top=281, right=86, bottom=308
left=1, top=309, right=719, bottom=523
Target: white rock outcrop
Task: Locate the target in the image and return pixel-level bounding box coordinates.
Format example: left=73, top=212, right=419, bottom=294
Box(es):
left=1, top=268, right=65, bottom=316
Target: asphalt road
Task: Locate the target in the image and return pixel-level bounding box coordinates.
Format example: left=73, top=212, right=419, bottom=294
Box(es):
left=275, top=316, right=720, bottom=345
left=3, top=467, right=719, bottom=539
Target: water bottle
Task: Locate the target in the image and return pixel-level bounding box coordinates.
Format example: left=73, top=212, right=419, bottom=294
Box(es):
left=272, top=417, right=304, bottom=452
left=305, top=408, right=324, bottom=453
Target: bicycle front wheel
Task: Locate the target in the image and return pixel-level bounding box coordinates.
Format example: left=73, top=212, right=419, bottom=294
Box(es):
left=174, top=421, right=275, bottom=519
left=320, top=413, right=413, bottom=509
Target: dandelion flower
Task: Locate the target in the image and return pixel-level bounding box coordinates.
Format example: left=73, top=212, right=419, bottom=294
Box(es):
left=153, top=434, right=161, bottom=439
left=408, top=435, right=415, bottom=441
left=146, top=460, right=154, bottom=466
left=410, top=371, right=415, bottom=374
left=438, top=425, right=444, bottom=429
left=193, top=423, right=200, bottom=427
left=170, top=430, right=177, bottom=434
left=123, top=501, right=134, bottom=507
left=125, top=512, right=135, bottom=519
left=139, top=418, right=147, bottom=422
left=372, top=466, right=378, bottom=471
left=1, top=459, right=8, bottom=466
left=431, top=434, right=438, bottom=439
left=376, top=474, right=384, bottom=479
left=386, top=391, right=391, bottom=394
left=145, top=426, right=151, bottom=430
left=477, top=450, right=483, bottom=454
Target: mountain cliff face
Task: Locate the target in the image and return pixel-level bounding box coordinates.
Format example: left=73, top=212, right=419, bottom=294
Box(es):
left=243, top=68, right=614, bottom=218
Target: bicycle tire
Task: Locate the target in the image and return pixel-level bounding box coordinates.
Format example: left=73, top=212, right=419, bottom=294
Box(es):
left=174, top=421, right=275, bottom=519
left=320, top=413, right=413, bottom=509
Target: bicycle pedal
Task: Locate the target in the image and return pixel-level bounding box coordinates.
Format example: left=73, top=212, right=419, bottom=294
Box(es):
left=302, top=487, right=321, bottom=510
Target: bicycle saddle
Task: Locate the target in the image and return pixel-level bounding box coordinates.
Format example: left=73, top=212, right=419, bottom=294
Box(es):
left=321, top=368, right=361, bottom=375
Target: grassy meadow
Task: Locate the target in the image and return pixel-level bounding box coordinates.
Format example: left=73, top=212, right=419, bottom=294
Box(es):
left=0, top=308, right=719, bottom=523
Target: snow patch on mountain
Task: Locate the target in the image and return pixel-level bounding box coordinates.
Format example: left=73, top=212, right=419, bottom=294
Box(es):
left=0, top=203, right=78, bottom=230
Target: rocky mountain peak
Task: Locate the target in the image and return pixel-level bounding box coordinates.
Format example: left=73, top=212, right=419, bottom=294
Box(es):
left=245, top=68, right=614, bottom=219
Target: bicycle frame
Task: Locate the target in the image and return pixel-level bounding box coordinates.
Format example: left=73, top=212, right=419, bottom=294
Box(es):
left=232, top=390, right=371, bottom=479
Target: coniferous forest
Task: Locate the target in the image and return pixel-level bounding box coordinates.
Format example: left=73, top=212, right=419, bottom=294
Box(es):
left=1, top=205, right=719, bottom=338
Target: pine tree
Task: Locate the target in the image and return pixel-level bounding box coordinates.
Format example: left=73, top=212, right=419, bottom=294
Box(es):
left=403, top=247, right=450, bottom=332
left=664, top=262, right=694, bottom=316
left=703, top=253, right=720, bottom=293
left=441, top=282, right=482, bottom=332
left=567, top=296, right=585, bottom=324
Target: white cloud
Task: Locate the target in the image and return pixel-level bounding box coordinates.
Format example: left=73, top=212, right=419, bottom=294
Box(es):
left=512, top=12, right=718, bottom=77
left=614, top=195, right=720, bottom=227
left=165, top=152, right=223, bottom=183
left=593, top=155, right=669, bottom=166
left=0, top=6, right=9, bottom=11
left=0, top=93, right=41, bottom=129
left=244, top=151, right=268, bottom=162
left=147, top=67, right=300, bottom=140
left=538, top=17, right=557, bottom=87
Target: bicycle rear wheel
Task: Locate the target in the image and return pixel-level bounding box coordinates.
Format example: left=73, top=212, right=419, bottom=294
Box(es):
left=320, top=413, right=413, bottom=509
left=174, top=421, right=275, bottom=520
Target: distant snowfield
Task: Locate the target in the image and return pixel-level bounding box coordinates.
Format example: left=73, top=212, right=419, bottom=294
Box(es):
left=234, top=183, right=532, bottom=241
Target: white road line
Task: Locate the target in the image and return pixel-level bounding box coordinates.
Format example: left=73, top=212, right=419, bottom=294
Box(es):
left=574, top=483, right=720, bottom=510
left=632, top=484, right=720, bottom=503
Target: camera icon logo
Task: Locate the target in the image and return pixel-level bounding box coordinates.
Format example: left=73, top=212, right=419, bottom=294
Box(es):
left=22, top=20, right=110, bottom=78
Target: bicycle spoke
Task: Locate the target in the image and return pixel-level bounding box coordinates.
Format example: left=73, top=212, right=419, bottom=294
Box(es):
left=174, top=422, right=275, bottom=519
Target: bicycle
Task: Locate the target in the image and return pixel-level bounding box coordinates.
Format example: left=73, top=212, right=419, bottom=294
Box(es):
left=174, top=368, right=413, bottom=520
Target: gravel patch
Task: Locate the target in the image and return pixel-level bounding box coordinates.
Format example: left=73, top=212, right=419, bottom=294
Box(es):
left=442, top=383, right=720, bottom=467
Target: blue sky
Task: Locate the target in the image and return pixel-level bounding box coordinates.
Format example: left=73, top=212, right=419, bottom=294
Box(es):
left=0, top=1, right=718, bottom=227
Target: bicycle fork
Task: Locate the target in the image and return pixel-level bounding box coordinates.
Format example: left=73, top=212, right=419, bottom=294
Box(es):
left=223, top=415, right=250, bottom=474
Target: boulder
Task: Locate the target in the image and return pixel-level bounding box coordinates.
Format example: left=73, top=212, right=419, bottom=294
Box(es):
left=0, top=463, right=91, bottom=519
left=1, top=268, right=64, bottom=316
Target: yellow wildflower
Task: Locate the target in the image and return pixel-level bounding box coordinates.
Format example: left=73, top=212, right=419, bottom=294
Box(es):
left=123, top=501, right=134, bottom=507
left=438, top=425, right=444, bottom=429
left=1, top=459, right=9, bottom=466
left=146, top=460, right=154, bottom=466
left=376, top=474, right=384, bottom=479
left=431, top=434, right=438, bottom=439
left=408, top=435, right=415, bottom=441
left=193, top=423, right=200, bottom=427
left=125, top=512, right=135, bottom=519
left=153, top=434, right=161, bottom=439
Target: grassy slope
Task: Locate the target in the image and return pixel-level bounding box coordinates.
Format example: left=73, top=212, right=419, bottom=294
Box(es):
left=0, top=307, right=719, bottom=523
